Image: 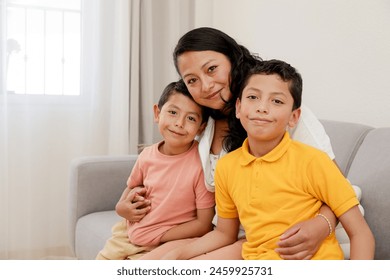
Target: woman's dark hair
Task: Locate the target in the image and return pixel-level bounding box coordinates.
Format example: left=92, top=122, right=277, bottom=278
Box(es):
left=173, top=27, right=262, bottom=151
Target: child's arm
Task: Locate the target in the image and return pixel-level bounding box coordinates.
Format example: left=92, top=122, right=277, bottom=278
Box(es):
left=339, top=205, right=375, bottom=259
left=159, top=207, right=215, bottom=242
left=162, top=216, right=240, bottom=260
left=318, top=203, right=338, bottom=231
left=115, top=186, right=151, bottom=222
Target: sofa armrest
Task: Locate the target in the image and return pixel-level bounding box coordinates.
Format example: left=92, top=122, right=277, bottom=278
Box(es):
left=347, top=128, right=390, bottom=259
left=68, top=155, right=137, bottom=254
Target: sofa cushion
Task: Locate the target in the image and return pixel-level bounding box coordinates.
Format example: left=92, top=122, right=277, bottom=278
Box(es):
left=75, top=211, right=121, bottom=260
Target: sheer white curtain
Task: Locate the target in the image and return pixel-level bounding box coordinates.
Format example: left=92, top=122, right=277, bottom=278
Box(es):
left=138, top=0, right=200, bottom=145
left=0, top=0, right=138, bottom=259
left=0, top=0, right=208, bottom=259
left=0, top=0, right=9, bottom=260
left=81, top=0, right=137, bottom=155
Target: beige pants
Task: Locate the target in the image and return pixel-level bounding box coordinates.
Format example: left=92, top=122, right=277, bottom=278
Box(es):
left=96, top=219, right=156, bottom=260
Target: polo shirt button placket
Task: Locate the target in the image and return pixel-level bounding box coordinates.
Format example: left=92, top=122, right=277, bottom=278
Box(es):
left=255, top=160, right=262, bottom=189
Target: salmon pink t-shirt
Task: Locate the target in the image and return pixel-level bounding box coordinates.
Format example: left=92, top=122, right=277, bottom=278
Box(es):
left=126, top=141, right=215, bottom=246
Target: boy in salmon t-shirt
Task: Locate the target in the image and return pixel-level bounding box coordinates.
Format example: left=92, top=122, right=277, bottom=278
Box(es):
left=96, top=80, right=215, bottom=260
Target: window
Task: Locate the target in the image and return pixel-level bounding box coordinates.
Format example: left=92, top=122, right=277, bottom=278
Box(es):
left=5, top=0, right=81, bottom=95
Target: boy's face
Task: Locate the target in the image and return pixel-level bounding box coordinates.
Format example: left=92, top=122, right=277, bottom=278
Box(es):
left=154, top=92, right=205, bottom=155
left=236, top=74, right=301, bottom=148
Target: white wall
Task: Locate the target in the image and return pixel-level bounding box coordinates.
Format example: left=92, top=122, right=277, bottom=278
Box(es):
left=197, top=0, right=390, bottom=128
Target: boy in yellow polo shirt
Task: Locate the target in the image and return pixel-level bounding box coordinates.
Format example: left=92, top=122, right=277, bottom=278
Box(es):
left=161, top=59, right=375, bottom=260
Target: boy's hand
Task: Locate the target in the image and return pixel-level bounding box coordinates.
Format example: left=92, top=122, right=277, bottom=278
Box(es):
left=116, top=187, right=151, bottom=222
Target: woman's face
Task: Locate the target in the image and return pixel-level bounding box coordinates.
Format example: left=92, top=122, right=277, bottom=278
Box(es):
left=177, top=50, right=232, bottom=110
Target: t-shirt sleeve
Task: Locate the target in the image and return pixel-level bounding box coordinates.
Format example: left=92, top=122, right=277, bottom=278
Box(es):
left=306, top=151, right=359, bottom=217
left=194, top=169, right=215, bottom=209
left=126, top=155, right=144, bottom=188
left=214, top=159, right=239, bottom=219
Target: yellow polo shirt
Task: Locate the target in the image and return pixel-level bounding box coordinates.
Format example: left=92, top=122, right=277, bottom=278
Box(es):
left=215, top=132, right=359, bottom=259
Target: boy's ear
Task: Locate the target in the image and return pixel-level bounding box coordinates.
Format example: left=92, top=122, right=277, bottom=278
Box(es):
left=197, top=121, right=207, bottom=136
left=153, top=104, right=160, bottom=123
left=235, top=98, right=241, bottom=119
left=288, top=108, right=301, bottom=128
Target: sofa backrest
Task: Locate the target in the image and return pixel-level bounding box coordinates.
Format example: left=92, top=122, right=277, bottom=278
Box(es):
left=320, top=120, right=373, bottom=175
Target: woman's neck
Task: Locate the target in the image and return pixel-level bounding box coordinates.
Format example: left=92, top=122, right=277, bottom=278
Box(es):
left=210, top=119, right=229, bottom=155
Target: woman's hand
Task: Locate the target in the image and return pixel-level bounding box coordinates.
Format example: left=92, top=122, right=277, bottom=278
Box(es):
left=275, top=215, right=329, bottom=260
left=115, top=186, right=151, bottom=222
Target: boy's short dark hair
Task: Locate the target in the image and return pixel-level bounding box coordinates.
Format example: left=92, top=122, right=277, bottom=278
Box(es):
left=158, top=79, right=209, bottom=123
left=239, top=59, right=302, bottom=110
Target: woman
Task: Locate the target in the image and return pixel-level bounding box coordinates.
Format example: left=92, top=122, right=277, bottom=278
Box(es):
left=119, top=27, right=337, bottom=260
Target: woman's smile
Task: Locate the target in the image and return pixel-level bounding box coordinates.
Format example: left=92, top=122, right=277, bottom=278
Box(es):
left=205, top=88, right=223, bottom=100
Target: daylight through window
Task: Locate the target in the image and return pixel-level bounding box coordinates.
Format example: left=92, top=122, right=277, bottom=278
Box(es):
left=6, top=0, right=81, bottom=95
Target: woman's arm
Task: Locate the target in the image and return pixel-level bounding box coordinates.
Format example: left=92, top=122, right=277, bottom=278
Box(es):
left=339, top=205, right=375, bottom=259
left=162, top=217, right=240, bottom=260
left=115, top=186, right=151, bottom=222
left=275, top=204, right=337, bottom=260
left=160, top=207, right=215, bottom=242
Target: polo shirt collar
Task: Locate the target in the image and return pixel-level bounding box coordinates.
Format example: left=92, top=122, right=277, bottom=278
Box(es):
left=239, top=132, right=292, bottom=166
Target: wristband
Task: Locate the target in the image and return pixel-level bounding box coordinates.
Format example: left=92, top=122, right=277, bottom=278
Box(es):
left=317, top=213, right=333, bottom=237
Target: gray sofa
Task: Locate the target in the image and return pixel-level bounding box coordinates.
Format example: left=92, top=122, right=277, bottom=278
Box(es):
left=68, top=120, right=390, bottom=260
